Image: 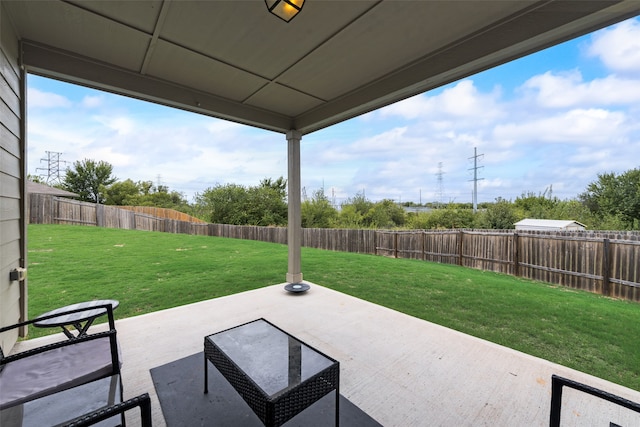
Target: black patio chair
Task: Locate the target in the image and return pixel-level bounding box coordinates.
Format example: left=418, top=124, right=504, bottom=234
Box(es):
left=62, top=392, right=152, bottom=427
left=0, top=304, right=150, bottom=426
left=550, top=374, right=640, bottom=427
left=0, top=304, right=120, bottom=411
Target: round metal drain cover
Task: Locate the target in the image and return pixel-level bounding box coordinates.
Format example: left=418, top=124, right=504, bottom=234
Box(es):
left=284, top=283, right=310, bottom=293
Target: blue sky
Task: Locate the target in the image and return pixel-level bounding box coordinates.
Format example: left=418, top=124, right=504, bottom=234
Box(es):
left=27, top=17, right=640, bottom=205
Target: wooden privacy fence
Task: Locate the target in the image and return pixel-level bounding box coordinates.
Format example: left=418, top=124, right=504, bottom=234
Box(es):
left=117, top=206, right=207, bottom=223
left=377, top=230, right=640, bottom=302
left=29, top=195, right=640, bottom=302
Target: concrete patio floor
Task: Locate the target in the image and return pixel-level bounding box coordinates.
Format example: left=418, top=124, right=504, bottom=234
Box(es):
left=14, top=283, right=640, bottom=426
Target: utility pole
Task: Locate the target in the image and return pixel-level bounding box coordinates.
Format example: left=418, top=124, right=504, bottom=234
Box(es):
left=36, top=151, right=68, bottom=185
left=468, top=147, right=484, bottom=213
left=436, top=162, right=444, bottom=208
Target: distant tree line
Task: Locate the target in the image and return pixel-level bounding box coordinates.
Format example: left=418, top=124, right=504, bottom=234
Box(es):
left=32, top=159, right=640, bottom=231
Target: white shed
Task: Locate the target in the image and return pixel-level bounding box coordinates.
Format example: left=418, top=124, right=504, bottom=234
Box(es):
left=514, top=219, right=586, bottom=231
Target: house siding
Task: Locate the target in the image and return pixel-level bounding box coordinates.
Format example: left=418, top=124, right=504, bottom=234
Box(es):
left=1, top=2, right=27, bottom=352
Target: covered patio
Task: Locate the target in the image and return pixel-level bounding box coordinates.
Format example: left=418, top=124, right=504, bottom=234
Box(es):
left=4, top=0, right=640, bottom=330
left=3, top=1, right=640, bottom=425
left=12, top=283, right=640, bottom=426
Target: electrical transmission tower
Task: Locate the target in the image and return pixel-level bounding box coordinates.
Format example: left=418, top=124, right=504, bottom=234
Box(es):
left=468, top=147, right=484, bottom=213
left=436, top=162, right=444, bottom=208
left=36, top=151, right=68, bottom=185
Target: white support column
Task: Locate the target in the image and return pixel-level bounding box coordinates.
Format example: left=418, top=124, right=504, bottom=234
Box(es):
left=286, top=130, right=303, bottom=284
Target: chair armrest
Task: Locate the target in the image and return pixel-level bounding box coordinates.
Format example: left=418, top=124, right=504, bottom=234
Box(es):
left=62, top=393, right=152, bottom=427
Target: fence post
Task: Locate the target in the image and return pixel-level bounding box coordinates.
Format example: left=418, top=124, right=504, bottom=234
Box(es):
left=602, top=238, right=610, bottom=297
left=513, top=232, right=520, bottom=277
left=374, top=231, right=378, bottom=256
left=394, top=231, right=398, bottom=258
left=129, top=210, right=136, bottom=230
left=457, top=230, right=463, bottom=266
left=96, top=204, right=105, bottom=227
left=55, top=196, right=61, bottom=224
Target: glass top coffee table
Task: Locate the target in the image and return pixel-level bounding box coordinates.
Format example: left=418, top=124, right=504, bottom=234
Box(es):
left=204, top=318, right=340, bottom=427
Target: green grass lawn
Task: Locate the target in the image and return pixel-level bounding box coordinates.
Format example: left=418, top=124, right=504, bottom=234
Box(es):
left=26, top=224, right=640, bottom=391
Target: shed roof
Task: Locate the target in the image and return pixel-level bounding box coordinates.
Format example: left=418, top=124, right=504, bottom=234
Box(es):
left=27, top=181, right=79, bottom=198
left=514, top=219, right=587, bottom=229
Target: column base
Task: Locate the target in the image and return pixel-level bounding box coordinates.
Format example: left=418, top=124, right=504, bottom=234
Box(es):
left=286, top=272, right=303, bottom=284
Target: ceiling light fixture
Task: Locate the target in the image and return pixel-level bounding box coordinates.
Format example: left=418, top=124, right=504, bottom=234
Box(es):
left=265, top=0, right=305, bottom=22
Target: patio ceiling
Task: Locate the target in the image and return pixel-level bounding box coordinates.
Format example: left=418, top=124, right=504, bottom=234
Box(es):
left=4, top=0, right=640, bottom=134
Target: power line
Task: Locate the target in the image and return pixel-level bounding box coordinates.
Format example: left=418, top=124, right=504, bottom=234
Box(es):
left=468, top=147, right=484, bottom=213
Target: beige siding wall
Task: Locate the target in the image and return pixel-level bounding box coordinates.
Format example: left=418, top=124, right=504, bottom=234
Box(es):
left=1, top=3, right=26, bottom=352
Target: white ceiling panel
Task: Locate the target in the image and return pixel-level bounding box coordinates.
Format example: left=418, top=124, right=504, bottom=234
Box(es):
left=6, top=0, right=151, bottom=71
left=245, top=83, right=324, bottom=117
left=158, top=0, right=377, bottom=80
left=66, top=0, right=164, bottom=34
left=145, top=40, right=268, bottom=102
left=279, top=1, right=536, bottom=100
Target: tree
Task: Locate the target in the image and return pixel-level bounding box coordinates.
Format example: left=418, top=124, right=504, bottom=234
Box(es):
left=580, top=169, right=640, bottom=229
left=195, top=183, right=248, bottom=224
left=481, top=198, right=517, bottom=229
left=366, top=199, right=406, bottom=228
left=244, top=185, right=288, bottom=226
left=104, top=179, right=140, bottom=205
left=62, top=159, right=117, bottom=203
left=337, top=204, right=365, bottom=228
left=338, top=192, right=374, bottom=228
left=513, top=191, right=558, bottom=219
left=138, top=188, right=189, bottom=210
left=260, top=176, right=287, bottom=199
left=547, top=199, right=595, bottom=229
left=27, top=174, right=44, bottom=184
left=104, top=179, right=190, bottom=213
left=301, top=188, right=338, bottom=228
left=422, top=206, right=475, bottom=229
left=194, top=178, right=288, bottom=226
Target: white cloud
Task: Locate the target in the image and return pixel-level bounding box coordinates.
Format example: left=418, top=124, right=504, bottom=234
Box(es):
left=81, top=95, right=103, bottom=108
left=205, top=120, right=246, bottom=135
left=493, top=108, right=627, bottom=145
left=588, top=19, right=640, bottom=74
left=379, top=80, right=504, bottom=123
left=521, top=70, right=640, bottom=108
left=348, top=127, right=413, bottom=156
left=27, top=88, right=72, bottom=108
left=85, top=147, right=132, bottom=168
left=94, top=115, right=136, bottom=136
